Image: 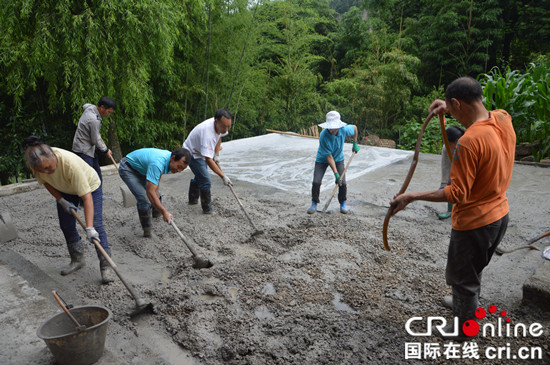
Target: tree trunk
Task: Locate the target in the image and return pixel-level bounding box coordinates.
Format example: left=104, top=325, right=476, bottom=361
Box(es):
left=108, top=118, right=122, bottom=162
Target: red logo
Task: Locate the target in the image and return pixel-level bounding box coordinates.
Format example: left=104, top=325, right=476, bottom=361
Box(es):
left=464, top=304, right=517, bottom=337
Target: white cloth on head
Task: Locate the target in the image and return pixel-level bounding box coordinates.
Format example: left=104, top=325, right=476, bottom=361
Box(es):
left=318, top=111, right=347, bottom=129
left=183, top=118, right=228, bottom=160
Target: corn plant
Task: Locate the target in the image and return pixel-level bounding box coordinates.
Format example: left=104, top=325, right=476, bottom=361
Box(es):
left=480, top=58, right=550, bottom=161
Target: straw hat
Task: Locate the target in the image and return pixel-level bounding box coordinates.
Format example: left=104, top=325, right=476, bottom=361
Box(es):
left=318, top=111, right=347, bottom=129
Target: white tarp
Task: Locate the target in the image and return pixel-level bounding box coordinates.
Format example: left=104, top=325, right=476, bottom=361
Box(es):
left=219, top=133, right=412, bottom=195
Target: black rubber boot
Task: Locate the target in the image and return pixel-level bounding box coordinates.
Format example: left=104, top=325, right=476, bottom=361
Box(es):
left=200, top=189, right=213, bottom=214
left=189, top=180, right=200, bottom=205
left=61, top=240, right=85, bottom=276
left=138, top=209, right=153, bottom=237
left=435, top=287, right=478, bottom=341
left=152, top=196, right=162, bottom=218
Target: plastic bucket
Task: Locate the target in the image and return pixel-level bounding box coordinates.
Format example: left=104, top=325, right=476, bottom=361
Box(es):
left=37, top=305, right=112, bottom=365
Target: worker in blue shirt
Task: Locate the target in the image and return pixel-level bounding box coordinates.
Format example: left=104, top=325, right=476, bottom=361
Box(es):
left=118, top=148, right=191, bottom=237
left=307, top=111, right=359, bottom=214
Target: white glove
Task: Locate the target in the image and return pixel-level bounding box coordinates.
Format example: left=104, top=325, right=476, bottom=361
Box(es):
left=213, top=154, right=220, bottom=164
left=86, top=227, right=100, bottom=243
left=222, top=175, right=232, bottom=186
left=58, top=198, right=77, bottom=214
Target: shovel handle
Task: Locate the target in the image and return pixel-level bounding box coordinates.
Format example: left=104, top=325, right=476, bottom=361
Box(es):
left=528, top=229, right=550, bottom=245
left=109, top=155, right=119, bottom=170
left=70, top=210, right=150, bottom=308
left=170, top=220, right=199, bottom=257
left=52, top=290, right=86, bottom=331
left=322, top=151, right=356, bottom=213
left=71, top=211, right=117, bottom=268
left=228, top=184, right=260, bottom=231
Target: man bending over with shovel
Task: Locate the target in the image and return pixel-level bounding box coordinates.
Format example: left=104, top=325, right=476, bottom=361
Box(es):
left=307, top=111, right=359, bottom=214
left=23, top=136, right=115, bottom=284
left=118, top=147, right=191, bottom=237
left=183, top=109, right=233, bottom=214
left=389, top=77, right=516, bottom=339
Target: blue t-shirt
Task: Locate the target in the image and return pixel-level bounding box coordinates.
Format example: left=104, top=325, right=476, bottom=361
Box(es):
left=126, top=148, right=171, bottom=185
left=315, top=125, right=355, bottom=163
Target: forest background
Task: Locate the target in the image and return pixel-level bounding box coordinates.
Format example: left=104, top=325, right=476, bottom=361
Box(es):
left=1, top=0, right=549, bottom=185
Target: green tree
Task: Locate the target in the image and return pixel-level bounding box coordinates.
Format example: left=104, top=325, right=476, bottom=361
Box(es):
left=0, top=0, right=203, bottom=184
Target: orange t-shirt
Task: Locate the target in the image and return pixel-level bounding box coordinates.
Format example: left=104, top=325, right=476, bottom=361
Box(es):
left=443, top=110, right=516, bottom=230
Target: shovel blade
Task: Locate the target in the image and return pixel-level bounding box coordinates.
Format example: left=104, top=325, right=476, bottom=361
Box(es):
left=129, top=302, right=154, bottom=318
left=192, top=256, right=213, bottom=269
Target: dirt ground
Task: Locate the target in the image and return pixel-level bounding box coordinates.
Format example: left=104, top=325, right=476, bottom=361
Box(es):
left=1, top=149, right=549, bottom=364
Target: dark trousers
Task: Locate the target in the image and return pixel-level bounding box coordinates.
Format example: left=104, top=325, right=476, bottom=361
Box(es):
left=76, top=151, right=103, bottom=183
left=311, top=160, right=347, bottom=204
left=57, top=187, right=110, bottom=261
left=446, top=214, right=509, bottom=297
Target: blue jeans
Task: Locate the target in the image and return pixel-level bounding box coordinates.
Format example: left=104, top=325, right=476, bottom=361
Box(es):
left=118, top=158, right=153, bottom=210
left=57, top=186, right=110, bottom=261
left=76, top=151, right=103, bottom=183
left=189, top=156, right=211, bottom=190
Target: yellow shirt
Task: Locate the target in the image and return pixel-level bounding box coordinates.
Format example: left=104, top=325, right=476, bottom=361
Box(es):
left=34, top=148, right=100, bottom=197
left=444, top=110, right=516, bottom=230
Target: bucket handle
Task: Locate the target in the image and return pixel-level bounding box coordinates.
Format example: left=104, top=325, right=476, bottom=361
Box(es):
left=52, top=290, right=87, bottom=332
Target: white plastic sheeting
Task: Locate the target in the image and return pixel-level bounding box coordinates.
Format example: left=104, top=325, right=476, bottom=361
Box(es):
left=219, top=133, right=413, bottom=195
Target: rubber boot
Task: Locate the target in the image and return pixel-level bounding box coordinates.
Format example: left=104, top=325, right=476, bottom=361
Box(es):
left=100, top=266, right=116, bottom=284
left=60, top=240, right=85, bottom=276
left=340, top=200, right=349, bottom=214
left=438, top=203, right=452, bottom=220
left=307, top=201, right=317, bottom=214
left=138, top=209, right=153, bottom=237
left=189, top=180, right=200, bottom=205
left=152, top=196, right=162, bottom=218
left=200, top=189, right=212, bottom=214
left=442, top=295, right=453, bottom=309
left=99, top=248, right=115, bottom=284
left=435, top=287, right=478, bottom=341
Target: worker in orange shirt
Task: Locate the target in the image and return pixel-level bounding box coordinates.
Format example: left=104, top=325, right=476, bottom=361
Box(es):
left=389, top=76, right=516, bottom=339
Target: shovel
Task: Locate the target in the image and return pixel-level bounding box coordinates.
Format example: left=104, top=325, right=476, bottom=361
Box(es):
left=52, top=290, right=86, bottom=332
left=322, top=151, right=356, bottom=213
left=169, top=219, right=213, bottom=269
left=70, top=210, right=153, bottom=317
left=227, top=184, right=263, bottom=237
